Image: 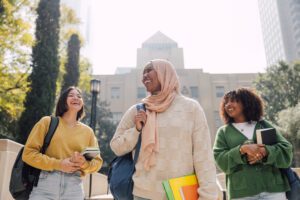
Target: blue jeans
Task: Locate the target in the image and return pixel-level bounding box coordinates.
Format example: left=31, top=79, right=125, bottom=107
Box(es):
left=232, top=192, right=286, bottom=200
left=29, top=171, right=84, bottom=200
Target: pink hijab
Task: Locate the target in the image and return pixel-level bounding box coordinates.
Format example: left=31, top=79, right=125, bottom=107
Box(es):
left=141, top=59, right=180, bottom=170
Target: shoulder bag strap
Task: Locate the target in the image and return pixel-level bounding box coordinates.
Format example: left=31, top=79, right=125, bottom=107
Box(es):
left=133, top=103, right=146, bottom=164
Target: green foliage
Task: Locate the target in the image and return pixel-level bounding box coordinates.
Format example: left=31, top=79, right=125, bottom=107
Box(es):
left=18, top=0, right=60, bottom=143
left=61, top=34, right=80, bottom=92
left=82, top=96, right=117, bottom=174
left=57, top=4, right=91, bottom=95
left=277, top=103, right=300, bottom=166
left=254, top=61, right=300, bottom=123
left=0, top=0, right=34, bottom=139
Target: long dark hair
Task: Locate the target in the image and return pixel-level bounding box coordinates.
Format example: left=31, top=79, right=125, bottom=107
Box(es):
left=55, top=86, right=85, bottom=120
left=220, top=88, right=264, bottom=124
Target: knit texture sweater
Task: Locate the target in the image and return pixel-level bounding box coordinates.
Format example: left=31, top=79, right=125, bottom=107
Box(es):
left=23, top=116, right=102, bottom=176
left=110, top=94, right=218, bottom=200
left=213, top=120, right=292, bottom=199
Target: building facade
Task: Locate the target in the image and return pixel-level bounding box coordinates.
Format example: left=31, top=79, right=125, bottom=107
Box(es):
left=258, top=0, right=300, bottom=66
left=94, top=32, right=257, bottom=141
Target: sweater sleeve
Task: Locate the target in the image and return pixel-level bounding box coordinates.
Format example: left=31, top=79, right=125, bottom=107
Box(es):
left=110, top=105, right=140, bottom=156
left=261, top=121, right=293, bottom=168
left=213, top=127, right=247, bottom=175
left=192, top=102, right=218, bottom=200
left=22, top=116, right=62, bottom=171
left=80, top=134, right=103, bottom=176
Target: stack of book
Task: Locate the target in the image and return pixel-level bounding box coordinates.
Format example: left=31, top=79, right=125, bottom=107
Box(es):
left=162, top=174, right=199, bottom=200
left=80, top=147, right=100, bottom=160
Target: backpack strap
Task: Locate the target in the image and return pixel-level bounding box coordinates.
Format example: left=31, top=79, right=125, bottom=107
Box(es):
left=133, top=103, right=146, bottom=164
left=41, top=116, right=59, bottom=154
left=33, top=116, right=59, bottom=186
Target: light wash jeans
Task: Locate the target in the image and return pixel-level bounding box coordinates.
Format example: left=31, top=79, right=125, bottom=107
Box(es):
left=29, top=171, right=84, bottom=200
left=232, top=192, right=286, bottom=200
left=134, top=196, right=150, bottom=200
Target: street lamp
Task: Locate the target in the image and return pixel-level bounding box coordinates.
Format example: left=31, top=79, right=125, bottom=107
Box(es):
left=90, top=79, right=101, bottom=131
left=88, top=79, right=101, bottom=198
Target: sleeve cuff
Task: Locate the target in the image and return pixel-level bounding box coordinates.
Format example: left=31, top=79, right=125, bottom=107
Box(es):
left=53, top=159, right=62, bottom=171
left=230, top=145, right=247, bottom=164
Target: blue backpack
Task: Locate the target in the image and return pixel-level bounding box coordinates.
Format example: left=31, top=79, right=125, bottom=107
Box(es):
left=108, top=103, right=145, bottom=200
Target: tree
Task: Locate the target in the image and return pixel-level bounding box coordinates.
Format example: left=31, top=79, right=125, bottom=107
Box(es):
left=254, top=61, right=300, bottom=123
left=0, top=0, right=34, bottom=139
left=57, top=4, right=91, bottom=93
left=276, top=103, right=300, bottom=166
left=61, top=34, right=80, bottom=92
left=18, top=0, right=60, bottom=143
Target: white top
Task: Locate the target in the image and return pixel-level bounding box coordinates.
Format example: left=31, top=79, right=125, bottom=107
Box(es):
left=232, top=121, right=257, bottom=139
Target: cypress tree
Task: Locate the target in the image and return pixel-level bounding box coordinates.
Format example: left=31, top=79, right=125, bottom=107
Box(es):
left=18, top=0, right=60, bottom=143
left=61, top=33, right=80, bottom=92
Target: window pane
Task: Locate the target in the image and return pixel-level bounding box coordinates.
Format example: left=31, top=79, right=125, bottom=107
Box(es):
left=190, top=86, right=199, bottom=98
left=137, top=87, right=146, bottom=99
left=216, top=86, right=225, bottom=98
left=111, top=87, right=120, bottom=99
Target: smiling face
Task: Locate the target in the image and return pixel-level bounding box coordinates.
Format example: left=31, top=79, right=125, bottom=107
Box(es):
left=142, top=63, right=161, bottom=94
left=66, top=89, right=83, bottom=112
left=224, top=99, right=245, bottom=123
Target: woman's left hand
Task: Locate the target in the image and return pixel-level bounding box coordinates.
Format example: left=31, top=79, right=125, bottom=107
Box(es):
left=247, top=144, right=268, bottom=164
left=70, top=151, right=87, bottom=167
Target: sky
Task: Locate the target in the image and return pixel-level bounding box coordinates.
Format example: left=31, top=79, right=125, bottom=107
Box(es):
left=83, top=0, right=266, bottom=75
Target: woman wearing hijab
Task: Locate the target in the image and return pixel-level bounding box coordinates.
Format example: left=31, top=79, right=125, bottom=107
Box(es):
left=110, top=59, right=218, bottom=200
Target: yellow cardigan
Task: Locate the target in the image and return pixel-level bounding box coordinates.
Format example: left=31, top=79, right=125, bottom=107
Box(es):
left=23, top=116, right=102, bottom=176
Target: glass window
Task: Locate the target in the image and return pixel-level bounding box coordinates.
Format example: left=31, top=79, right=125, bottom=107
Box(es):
left=137, top=87, right=147, bottom=99
left=214, top=111, right=223, bottom=129
left=111, top=87, right=120, bottom=99
left=216, top=86, right=225, bottom=98
left=190, top=86, right=199, bottom=99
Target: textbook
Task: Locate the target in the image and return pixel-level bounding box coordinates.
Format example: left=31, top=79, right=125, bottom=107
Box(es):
left=81, top=147, right=100, bottom=160
left=179, top=184, right=199, bottom=200
left=163, top=174, right=199, bottom=200
left=256, top=128, right=277, bottom=145
left=162, top=180, right=175, bottom=200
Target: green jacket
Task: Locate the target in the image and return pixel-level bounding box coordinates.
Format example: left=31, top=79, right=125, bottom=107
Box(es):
left=213, top=120, right=292, bottom=199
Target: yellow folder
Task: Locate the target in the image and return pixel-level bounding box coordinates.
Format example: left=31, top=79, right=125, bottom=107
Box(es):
left=168, top=174, right=199, bottom=200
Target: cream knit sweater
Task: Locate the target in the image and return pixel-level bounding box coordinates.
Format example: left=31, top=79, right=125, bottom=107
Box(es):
left=110, top=94, right=218, bottom=200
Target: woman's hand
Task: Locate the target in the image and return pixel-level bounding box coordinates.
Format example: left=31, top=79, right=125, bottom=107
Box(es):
left=60, top=158, right=81, bottom=173
left=135, top=110, right=147, bottom=131
left=70, top=151, right=87, bottom=167
left=242, top=144, right=268, bottom=164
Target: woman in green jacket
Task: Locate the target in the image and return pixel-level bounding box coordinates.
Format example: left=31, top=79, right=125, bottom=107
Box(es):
left=213, top=88, right=292, bottom=200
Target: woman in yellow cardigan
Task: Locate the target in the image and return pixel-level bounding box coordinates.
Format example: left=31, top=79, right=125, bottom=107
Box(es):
left=23, top=86, right=102, bottom=200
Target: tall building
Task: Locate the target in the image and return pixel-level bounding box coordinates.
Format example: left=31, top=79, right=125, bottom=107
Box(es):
left=94, top=32, right=257, bottom=142
left=258, top=0, right=300, bottom=66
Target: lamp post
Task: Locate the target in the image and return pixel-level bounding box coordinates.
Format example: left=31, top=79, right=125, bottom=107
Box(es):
left=89, top=79, right=101, bottom=198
